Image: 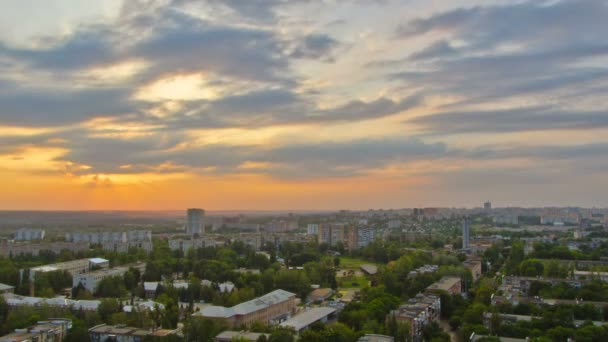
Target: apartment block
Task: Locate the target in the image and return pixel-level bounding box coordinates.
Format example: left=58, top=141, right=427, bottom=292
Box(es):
left=0, top=240, right=90, bottom=257
left=387, top=293, right=441, bottom=341
left=0, top=319, right=71, bottom=342
left=425, top=277, right=462, bottom=295
left=13, top=228, right=45, bottom=241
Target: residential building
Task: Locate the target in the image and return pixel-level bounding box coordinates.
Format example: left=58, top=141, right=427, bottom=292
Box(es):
left=425, top=277, right=462, bottom=295
left=168, top=237, right=224, bottom=253
left=387, top=293, right=441, bottom=341
left=279, top=307, right=337, bottom=333
left=187, top=208, right=205, bottom=235
left=387, top=220, right=401, bottom=229
left=0, top=319, right=71, bottom=342
left=89, top=324, right=179, bottom=342
left=13, top=228, right=45, bottom=241
left=193, top=289, right=296, bottom=327
left=266, top=219, right=298, bottom=233
left=307, top=224, right=319, bottom=235
left=463, top=258, right=483, bottom=282
left=231, top=233, right=263, bottom=251
left=540, top=209, right=580, bottom=226
left=317, top=224, right=377, bottom=250
left=484, top=201, right=492, bottom=210
left=0, top=240, right=89, bottom=257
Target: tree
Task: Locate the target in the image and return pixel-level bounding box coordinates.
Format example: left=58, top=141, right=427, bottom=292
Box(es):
left=268, top=328, right=295, bottom=342
left=98, top=298, right=121, bottom=323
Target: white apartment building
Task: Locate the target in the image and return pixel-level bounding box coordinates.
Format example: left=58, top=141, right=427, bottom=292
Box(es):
left=14, top=228, right=45, bottom=241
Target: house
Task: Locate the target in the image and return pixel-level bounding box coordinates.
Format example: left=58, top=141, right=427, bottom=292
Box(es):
left=144, top=282, right=160, bottom=298
left=360, top=264, right=378, bottom=276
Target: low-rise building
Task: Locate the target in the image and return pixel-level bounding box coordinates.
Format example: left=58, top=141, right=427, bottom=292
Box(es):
left=73, top=263, right=145, bottom=293
left=88, top=324, right=179, bottom=342
left=0, top=283, right=14, bottom=294
left=0, top=319, right=71, bottom=342
left=193, top=289, right=296, bottom=327
left=279, top=307, right=337, bottom=333
left=30, top=258, right=109, bottom=281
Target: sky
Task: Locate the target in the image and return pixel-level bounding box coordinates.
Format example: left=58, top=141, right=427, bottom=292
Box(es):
left=0, top=0, right=607, bottom=210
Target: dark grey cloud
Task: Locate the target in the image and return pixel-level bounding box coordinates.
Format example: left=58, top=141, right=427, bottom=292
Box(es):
left=465, top=143, right=608, bottom=161
left=165, top=91, right=424, bottom=129
left=0, top=28, right=118, bottom=70
left=56, top=135, right=446, bottom=179
left=397, top=0, right=608, bottom=52
left=409, top=107, right=608, bottom=134
left=0, top=87, right=136, bottom=127
left=291, top=34, right=340, bottom=61
left=386, top=0, right=608, bottom=99
left=408, top=40, right=457, bottom=61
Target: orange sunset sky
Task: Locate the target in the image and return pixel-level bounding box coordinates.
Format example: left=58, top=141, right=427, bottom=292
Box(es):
left=0, top=0, right=607, bottom=210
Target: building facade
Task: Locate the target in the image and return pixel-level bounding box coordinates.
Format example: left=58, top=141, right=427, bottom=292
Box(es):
left=187, top=208, right=205, bottom=235
left=194, top=289, right=296, bottom=327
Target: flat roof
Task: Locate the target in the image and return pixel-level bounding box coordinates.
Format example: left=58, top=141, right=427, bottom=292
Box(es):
left=215, top=331, right=269, bottom=341
left=426, top=277, right=461, bottom=291
left=358, top=334, right=395, bottom=342
left=279, top=307, right=336, bottom=331
left=0, top=283, right=14, bottom=291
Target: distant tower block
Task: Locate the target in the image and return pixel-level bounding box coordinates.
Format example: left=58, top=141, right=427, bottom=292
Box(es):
left=187, top=208, right=205, bottom=236
left=484, top=201, right=492, bottom=210
left=462, top=217, right=470, bottom=250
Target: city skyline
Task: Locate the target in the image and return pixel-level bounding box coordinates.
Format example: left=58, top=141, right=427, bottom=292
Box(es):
left=1, top=0, right=607, bottom=210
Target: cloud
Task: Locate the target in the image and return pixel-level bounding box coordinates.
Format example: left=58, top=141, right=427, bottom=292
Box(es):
left=291, top=33, right=340, bottom=61
left=0, top=86, right=137, bottom=127
left=55, top=134, right=446, bottom=179
left=166, top=91, right=424, bottom=129
left=409, top=106, right=608, bottom=134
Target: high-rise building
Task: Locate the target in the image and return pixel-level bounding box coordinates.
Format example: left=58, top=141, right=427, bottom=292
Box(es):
left=462, top=217, right=470, bottom=250
left=187, top=208, right=205, bottom=235
left=484, top=201, right=492, bottom=210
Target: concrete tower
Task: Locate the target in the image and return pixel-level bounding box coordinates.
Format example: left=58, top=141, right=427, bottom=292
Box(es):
left=187, top=208, right=205, bottom=236
left=462, top=217, right=470, bottom=250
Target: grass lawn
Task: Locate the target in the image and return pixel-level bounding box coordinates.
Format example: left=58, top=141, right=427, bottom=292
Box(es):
left=338, top=275, right=369, bottom=289
left=339, top=256, right=376, bottom=269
